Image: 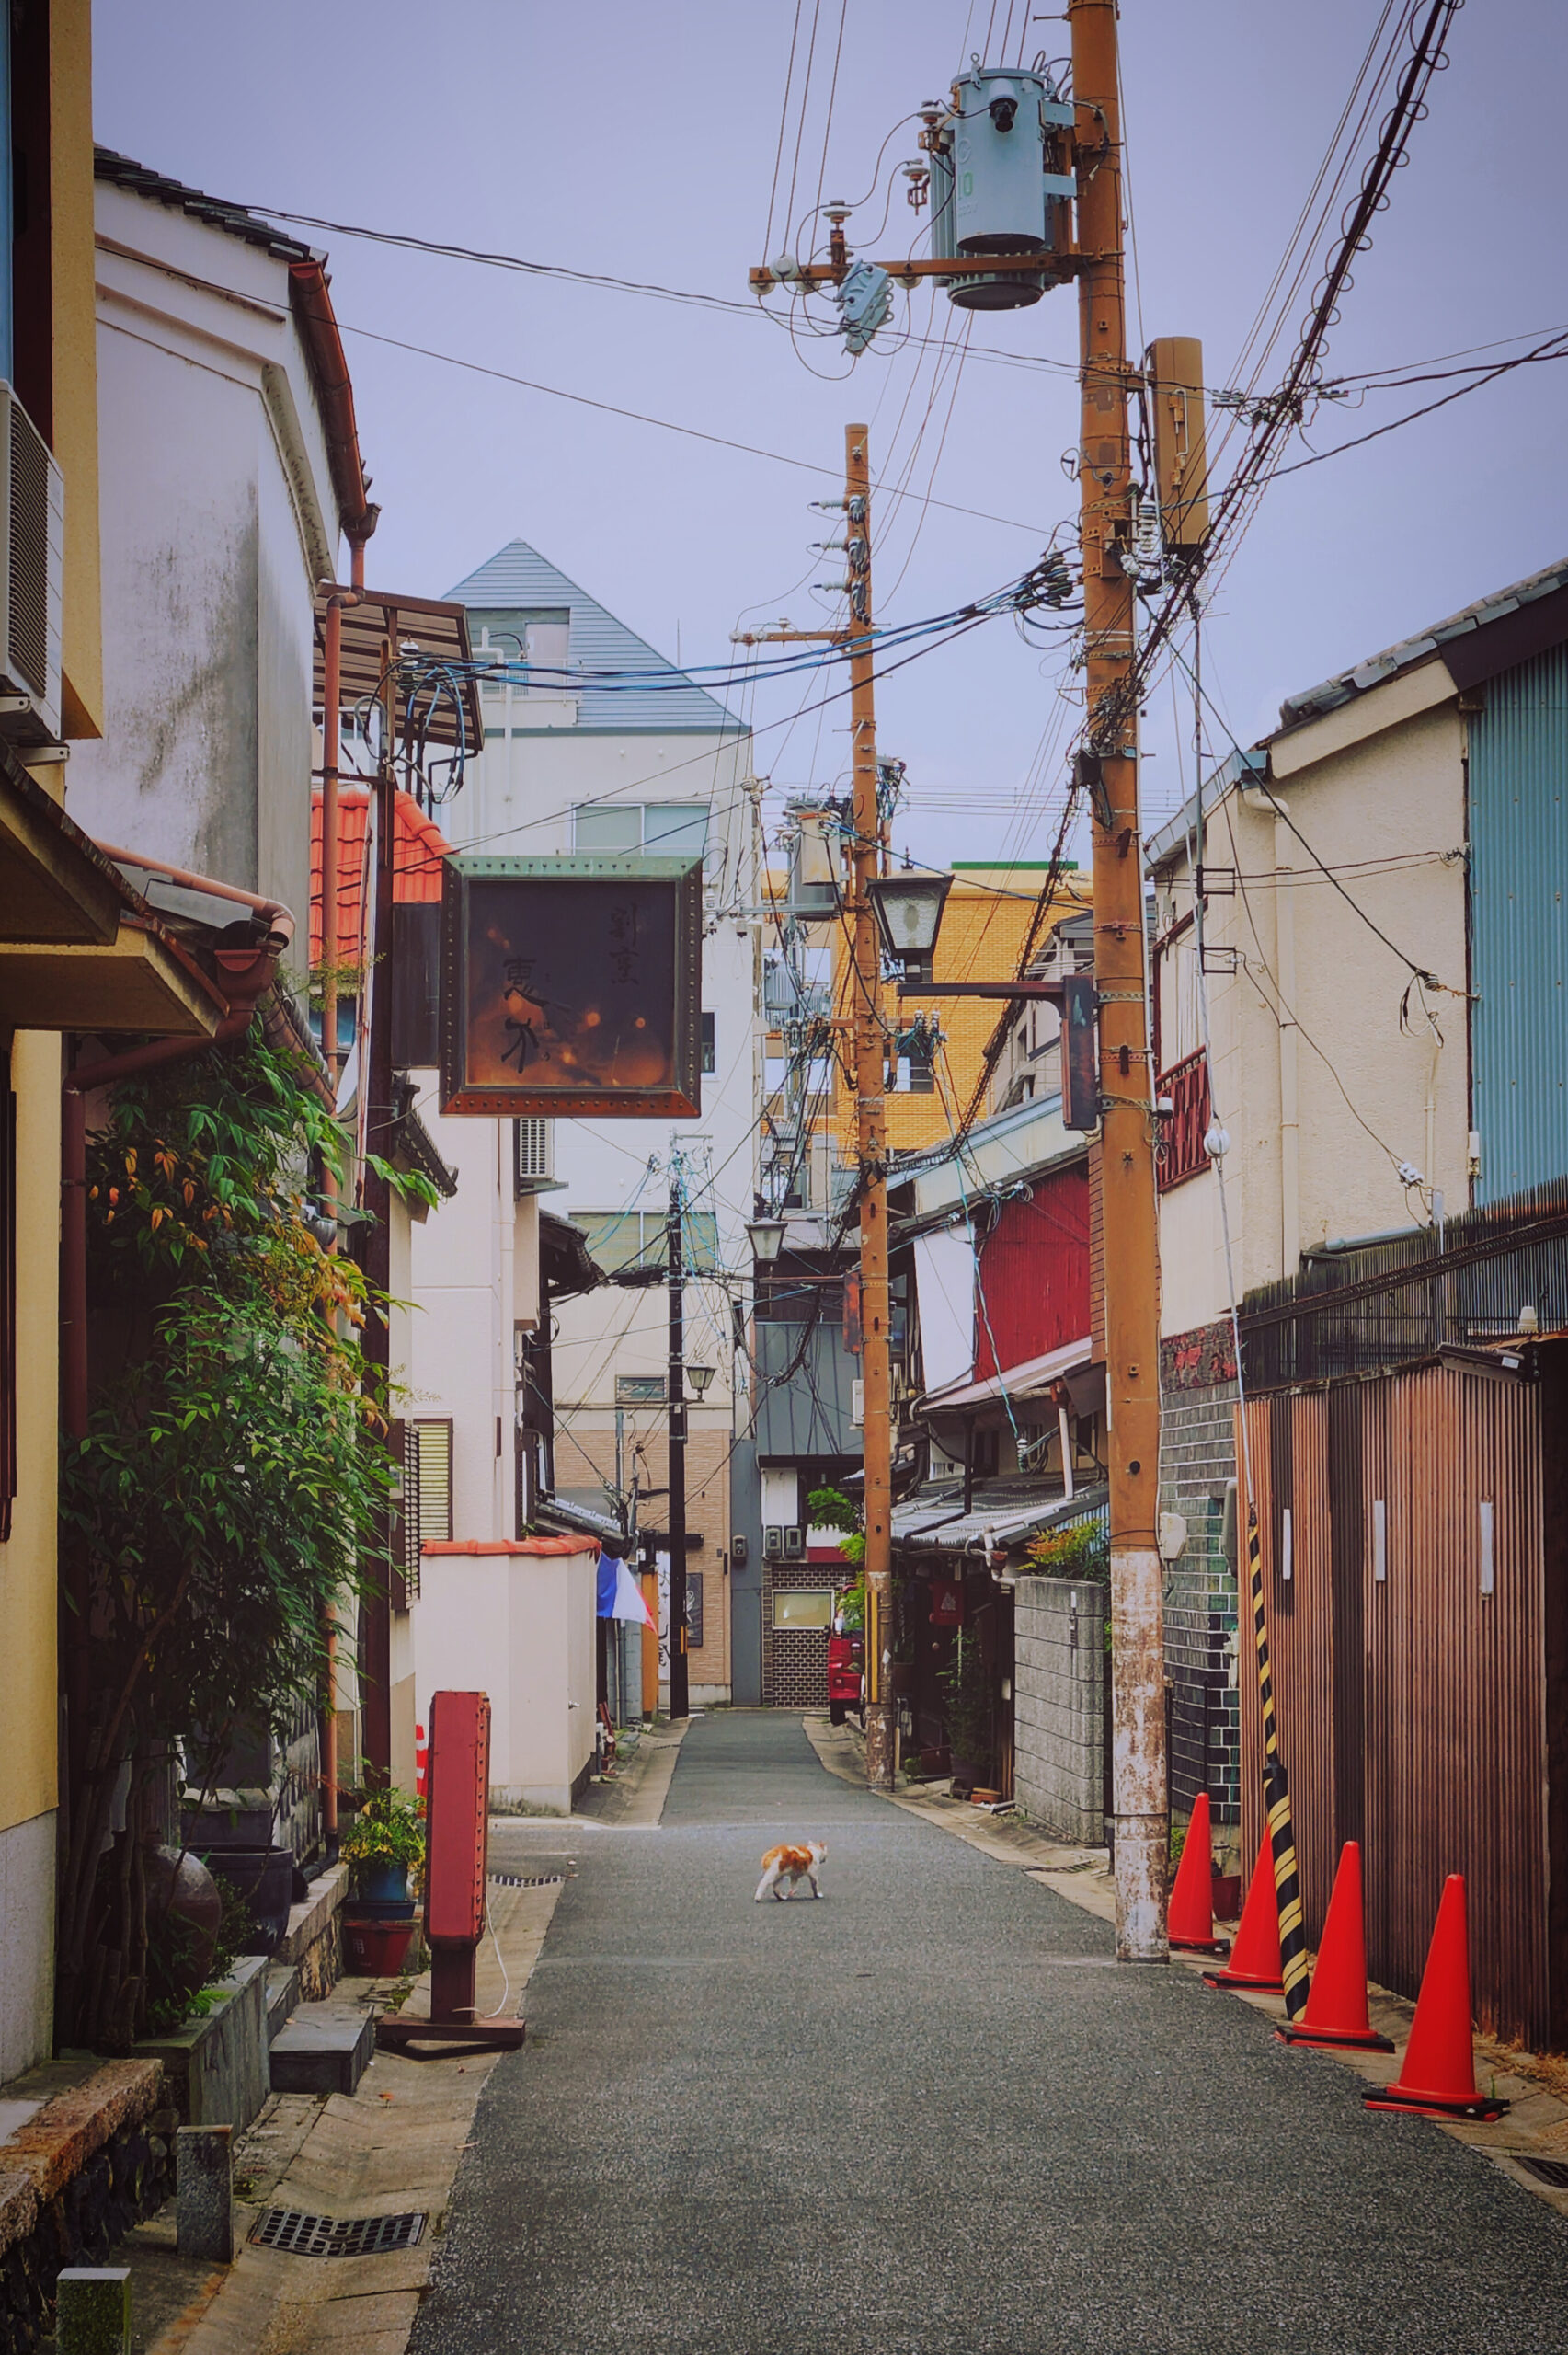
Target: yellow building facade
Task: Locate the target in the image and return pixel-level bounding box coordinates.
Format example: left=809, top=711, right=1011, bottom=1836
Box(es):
left=833, top=864, right=1090, bottom=1158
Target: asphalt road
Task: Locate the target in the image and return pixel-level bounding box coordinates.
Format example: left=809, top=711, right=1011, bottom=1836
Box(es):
left=412, top=1712, right=1568, bottom=2354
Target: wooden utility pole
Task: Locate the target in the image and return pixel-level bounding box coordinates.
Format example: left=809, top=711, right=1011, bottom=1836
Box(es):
left=843, top=425, right=895, bottom=1793
left=666, top=1179, right=690, bottom=1720
left=1070, top=0, right=1168, bottom=1958
left=732, top=428, right=892, bottom=1788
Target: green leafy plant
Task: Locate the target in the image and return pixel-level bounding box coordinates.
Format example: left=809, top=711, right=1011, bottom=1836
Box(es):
left=1024, top=1520, right=1110, bottom=1578
left=341, top=1785, right=426, bottom=1876
left=364, top=1151, right=443, bottom=1212
left=808, top=1484, right=865, bottom=1573
left=57, top=1026, right=393, bottom=2050
left=938, top=1630, right=993, bottom=1775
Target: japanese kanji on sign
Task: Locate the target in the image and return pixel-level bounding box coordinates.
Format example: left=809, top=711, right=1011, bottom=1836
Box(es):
left=439, top=853, right=704, bottom=1117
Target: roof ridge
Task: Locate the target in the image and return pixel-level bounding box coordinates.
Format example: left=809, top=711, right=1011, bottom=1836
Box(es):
left=93, top=146, right=322, bottom=264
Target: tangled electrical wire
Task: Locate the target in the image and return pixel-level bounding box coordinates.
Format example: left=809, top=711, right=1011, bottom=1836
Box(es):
left=441, top=548, right=1083, bottom=710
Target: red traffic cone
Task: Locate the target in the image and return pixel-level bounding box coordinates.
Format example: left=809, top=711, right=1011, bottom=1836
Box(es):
left=1365, top=1874, right=1509, bottom=2121
left=1276, top=1842, right=1392, bottom=2051
left=1203, top=1833, right=1284, bottom=1994
left=1168, top=1795, right=1230, bottom=1958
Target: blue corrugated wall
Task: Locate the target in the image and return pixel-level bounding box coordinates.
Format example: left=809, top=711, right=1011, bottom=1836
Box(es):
left=1468, top=640, right=1568, bottom=1202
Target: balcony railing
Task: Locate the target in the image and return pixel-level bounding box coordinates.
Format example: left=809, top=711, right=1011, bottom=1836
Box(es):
left=1157, top=1049, right=1211, bottom=1193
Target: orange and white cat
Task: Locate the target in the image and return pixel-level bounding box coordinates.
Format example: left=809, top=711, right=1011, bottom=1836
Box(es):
left=754, top=1841, right=828, bottom=1901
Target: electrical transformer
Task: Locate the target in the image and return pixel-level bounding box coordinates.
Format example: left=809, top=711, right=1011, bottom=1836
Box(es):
left=929, top=65, right=1076, bottom=311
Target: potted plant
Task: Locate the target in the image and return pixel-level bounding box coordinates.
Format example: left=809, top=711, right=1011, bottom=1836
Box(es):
left=342, top=1786, right=425, bottom=1912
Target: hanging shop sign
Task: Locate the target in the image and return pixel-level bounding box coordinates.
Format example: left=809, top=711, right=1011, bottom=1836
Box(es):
left=928, top=1576, right=966, bottom=1627
left=439, top=854, right=704, bottom=1117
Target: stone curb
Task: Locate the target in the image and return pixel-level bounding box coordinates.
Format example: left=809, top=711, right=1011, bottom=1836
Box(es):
left=0, top=2062, right=166, bottom=2258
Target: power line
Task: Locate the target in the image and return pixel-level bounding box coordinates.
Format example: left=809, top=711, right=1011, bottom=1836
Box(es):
left=334, top=316, right=1055, bottom=536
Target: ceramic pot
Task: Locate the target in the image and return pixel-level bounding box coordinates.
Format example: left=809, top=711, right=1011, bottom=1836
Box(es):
left=197, top=1844, right=295, bottom=1951
left=353, top=1858, right=411, bottom=1910
left=342, top=1913, right=417, bottom=1977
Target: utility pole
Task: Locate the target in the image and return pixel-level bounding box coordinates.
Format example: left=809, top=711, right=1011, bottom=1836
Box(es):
left=732, top=426, right=894, bottom=1792
left=1070, top=0, right=1167, bottom=1959
left=666, top=1176, right=689, bottom=1721
left=843, top=425, right=895, bottom=1795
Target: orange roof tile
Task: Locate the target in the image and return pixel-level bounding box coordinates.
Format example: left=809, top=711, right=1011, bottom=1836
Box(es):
left=310, top=787, right=451, bottom=964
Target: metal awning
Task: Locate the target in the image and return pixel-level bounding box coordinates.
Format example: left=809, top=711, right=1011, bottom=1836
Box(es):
left=917, top=1333, right=1093, bottom=1419
left=313, top=583, right=482, bottom=751
left=0, top=754, right=228, bottom=1036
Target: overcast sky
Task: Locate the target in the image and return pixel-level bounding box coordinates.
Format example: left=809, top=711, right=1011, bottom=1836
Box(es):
left=95, top=0, right=1568, bottom=868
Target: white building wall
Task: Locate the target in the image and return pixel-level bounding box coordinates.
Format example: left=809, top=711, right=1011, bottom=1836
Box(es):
left=1153, top=679, right=1470, bottom=1337
left=414, top=1546, right=597, bottom=1813
left=68, top=185, right=335, bottom=917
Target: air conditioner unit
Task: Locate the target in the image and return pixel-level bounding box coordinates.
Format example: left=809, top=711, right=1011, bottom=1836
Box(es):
left=0, top=385, right=63, bottom=744
left=764, top=1525, right=784, bottom=1560
left=515, top=1117, right=555, bottom=1194
left=784, top=1525, right=805, bottom=1558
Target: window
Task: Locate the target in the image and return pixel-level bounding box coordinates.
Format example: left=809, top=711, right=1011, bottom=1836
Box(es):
left=571, top=802, right=710, bottom=858
left=702, top=1011, right=716, bottom=1074
left=573, top=802, right=643, bottom=853
left=615, top=1373, right=666, bottom=1405
left=772, top=1589, right=833, bottom=1630
left=402, top=1418, right=453, bottom=1598
left=643, top=803, right=710, bottom=858
left=573, top=1209, right=721, bottom=1276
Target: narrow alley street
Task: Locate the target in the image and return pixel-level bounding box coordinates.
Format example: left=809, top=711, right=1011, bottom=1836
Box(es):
left=411, top=1717, right=1568, bottom=2355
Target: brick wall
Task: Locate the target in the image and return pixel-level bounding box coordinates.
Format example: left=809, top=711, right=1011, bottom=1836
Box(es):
left=1013, top=1575, right=1105, bottom=1844
left=762, top=1561, right=839, bottom=1707
left=1159, top=1353, right=1242, bottom=1849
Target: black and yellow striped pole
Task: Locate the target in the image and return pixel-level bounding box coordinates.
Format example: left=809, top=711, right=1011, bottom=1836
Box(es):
left=1246, top=1505, right=1310, bottom=2016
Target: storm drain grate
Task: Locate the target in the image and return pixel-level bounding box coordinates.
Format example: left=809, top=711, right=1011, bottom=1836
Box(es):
left=250, top=2209, right=427, bottom=2259
left=1516, top=2157, right=1568, bottom=2189
left=488, top=1872, right=567, bottom=1889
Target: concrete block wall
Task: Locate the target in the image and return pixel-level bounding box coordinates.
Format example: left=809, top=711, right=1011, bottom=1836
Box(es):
left=1013, top=1576, right=1105, bottom=1844
left=1159, top=1375, right=1242, bottom=1846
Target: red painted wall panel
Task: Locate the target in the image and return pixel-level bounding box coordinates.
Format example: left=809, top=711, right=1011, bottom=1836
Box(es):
left=972, top=1163, right=1091, bottom=1382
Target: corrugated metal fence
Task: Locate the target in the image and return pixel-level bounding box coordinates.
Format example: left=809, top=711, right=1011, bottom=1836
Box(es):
left=1470, top=639, right=1568, bottom=1203
left=1240, top=1362, right=1552, bottom=2046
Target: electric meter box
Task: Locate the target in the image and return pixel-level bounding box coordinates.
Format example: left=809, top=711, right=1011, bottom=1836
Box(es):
left=931, top=67, right=1076, bottom=311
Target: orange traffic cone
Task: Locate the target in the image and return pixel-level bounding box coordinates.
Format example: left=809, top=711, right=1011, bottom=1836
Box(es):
left=1168, top=1794, right=1230, bottom=1958
left=1276, top=1842, right=1392, bottom=2052
left=1203, top=1833, right=1284, bottom=1994
left=1365, top=1874, right=1508, bottom=2121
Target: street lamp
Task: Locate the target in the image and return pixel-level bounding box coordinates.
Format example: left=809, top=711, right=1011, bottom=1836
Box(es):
left=686, top=1362, right=715, bottom=1398
left=866, top=867, right=952, bottom=984
left=746, top=1216, right=787, bottom=1264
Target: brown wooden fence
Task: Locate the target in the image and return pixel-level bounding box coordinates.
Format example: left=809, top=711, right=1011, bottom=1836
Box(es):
left=1239, top=1357, right=1567, bottom=2048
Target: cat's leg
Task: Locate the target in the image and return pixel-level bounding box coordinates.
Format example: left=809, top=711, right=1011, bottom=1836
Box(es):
left=807, top=1870, right=820, bottom=1897
left=755, top=1865, right=777, bottom=1901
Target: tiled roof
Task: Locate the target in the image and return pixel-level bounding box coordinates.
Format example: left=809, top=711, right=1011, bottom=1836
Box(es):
left=445, top=540, right=744, bottom=735
left=1276, top=556, right=1568, bottom=730
left=94, top=148, right=321, bottom=263
left=310, top=788, right=450, bottom=963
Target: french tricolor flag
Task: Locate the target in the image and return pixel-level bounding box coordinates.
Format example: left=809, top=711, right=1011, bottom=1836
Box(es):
left=595, top=1552, right=655, bottom=1630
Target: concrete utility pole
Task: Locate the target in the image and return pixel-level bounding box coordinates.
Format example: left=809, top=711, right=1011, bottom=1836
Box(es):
left=843, top=424, right=895, bottom=1795
left=666, top=1178, right=690, bottom=1721
left=1070, top=0, right=1168, bottom=1959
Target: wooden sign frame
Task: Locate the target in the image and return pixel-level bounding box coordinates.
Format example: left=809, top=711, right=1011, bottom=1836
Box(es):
left=439, top=854, right=704, bottom=1118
